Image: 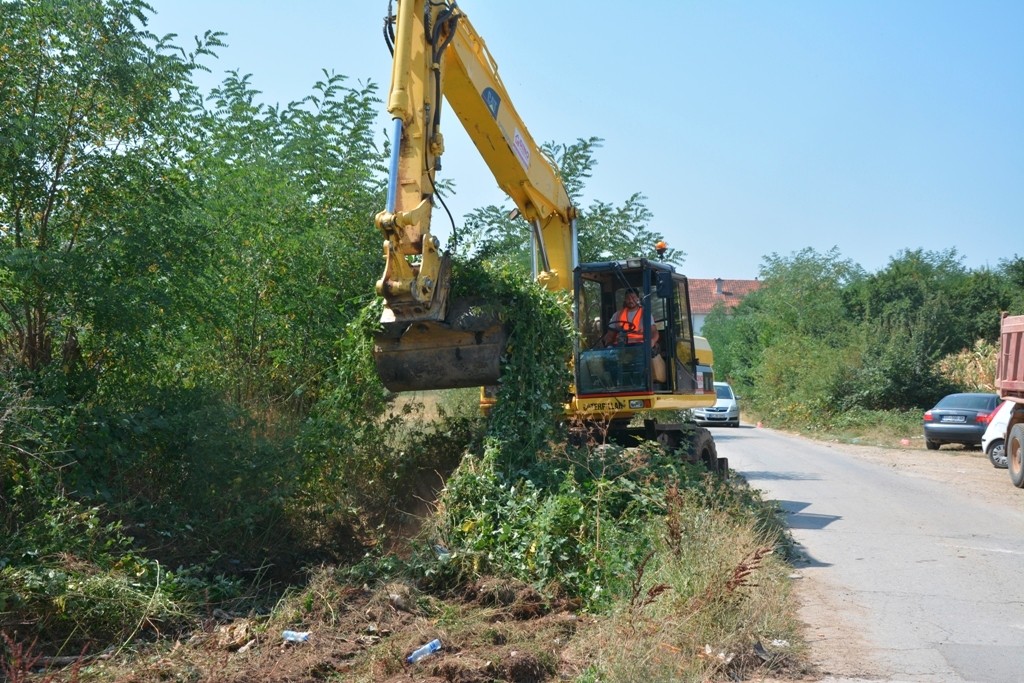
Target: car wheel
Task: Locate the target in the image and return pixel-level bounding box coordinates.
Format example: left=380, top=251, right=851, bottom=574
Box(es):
left=987, top=439, right=1007, bottom=469
left=925, top=439, right=940, bottom=451
left=1009, top=424, right=1024, bottom=488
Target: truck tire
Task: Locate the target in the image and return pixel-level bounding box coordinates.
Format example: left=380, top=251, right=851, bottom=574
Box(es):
left=1009, top=424, right=1024, bottom=488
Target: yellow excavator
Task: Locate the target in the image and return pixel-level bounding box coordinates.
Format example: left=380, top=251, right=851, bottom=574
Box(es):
left=372, top=0, right=721, bottom=467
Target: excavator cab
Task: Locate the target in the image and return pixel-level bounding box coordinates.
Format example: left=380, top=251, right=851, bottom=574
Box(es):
left=574, top=259, right=714, bottom=402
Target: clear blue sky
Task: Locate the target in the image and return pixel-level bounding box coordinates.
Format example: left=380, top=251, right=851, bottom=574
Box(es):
left=147, top=1, right=1023, bottom=280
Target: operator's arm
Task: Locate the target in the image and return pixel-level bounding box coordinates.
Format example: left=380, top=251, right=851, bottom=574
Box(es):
left=601, top=325, right=617, bottom=348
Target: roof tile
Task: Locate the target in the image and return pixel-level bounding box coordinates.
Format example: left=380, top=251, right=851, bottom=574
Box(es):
left=688, top=278, right=761, bottom=315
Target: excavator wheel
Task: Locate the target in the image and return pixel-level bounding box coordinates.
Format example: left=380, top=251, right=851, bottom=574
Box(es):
left=656, top=429, right=681, bottom=449
left=606, top=422, right=722, bottom=477
left=689, top=427, right=720, bottom=475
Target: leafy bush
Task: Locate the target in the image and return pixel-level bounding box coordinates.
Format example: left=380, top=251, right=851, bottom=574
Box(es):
left=431, top=436, right=780, bottom=611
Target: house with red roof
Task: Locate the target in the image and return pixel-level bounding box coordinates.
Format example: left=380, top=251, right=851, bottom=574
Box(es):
left=688, top=278, right=761, bottom=334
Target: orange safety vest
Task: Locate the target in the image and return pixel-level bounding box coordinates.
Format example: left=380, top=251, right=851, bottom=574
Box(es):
left=616, top=307, right=645, bottom=344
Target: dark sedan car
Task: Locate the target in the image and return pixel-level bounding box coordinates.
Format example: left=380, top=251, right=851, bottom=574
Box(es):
left=922, top=392, right=1000, bottom=450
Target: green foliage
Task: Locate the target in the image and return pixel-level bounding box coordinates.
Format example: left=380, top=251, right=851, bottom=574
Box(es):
left=434, top=446, right=634, bottom=608
left=747, top=334, right=856, bottom=426
left=294, top=301, right=429, bottom=547
left=844, top=248, right=1010, bottom=359
left=431, top=432, right=779, bottom=611
left=180, top=70, right=385, bottom=416
left=839, top=316, right=955, bottom=410
left=756, top=248, right=864, bottom=343
left=484, top=284, right=573, bottom=471
left=837, top=249, right=1009, bottom=409
left=0, top=386, right=221, bottom=651
left=1, top=1, right=397, bottom=651
left=998, top=255, right=1024, bottom=314
left=825, top=405, right=923, bottom=435
left=584, top=493, right=798, bottom=682
left=701, top=295, right=765, bottom=390
left=945, top=268, right=1014, bottom=344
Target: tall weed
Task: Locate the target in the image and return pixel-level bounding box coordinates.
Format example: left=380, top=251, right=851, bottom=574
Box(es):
left=571, top=483, right=801, bottom=681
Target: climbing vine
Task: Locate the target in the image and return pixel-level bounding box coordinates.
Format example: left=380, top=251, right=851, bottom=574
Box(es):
left=450, top=259, right=574, bottom=473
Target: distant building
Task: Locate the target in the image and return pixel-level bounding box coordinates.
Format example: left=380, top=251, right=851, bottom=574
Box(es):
left=688, top=278, right=761, bottom=334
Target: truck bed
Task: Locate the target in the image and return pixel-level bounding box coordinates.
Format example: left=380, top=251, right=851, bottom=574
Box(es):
left=997, top=314, right=1024, bottom=400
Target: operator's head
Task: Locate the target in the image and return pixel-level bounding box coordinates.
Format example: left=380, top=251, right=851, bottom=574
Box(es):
left=624, top=289, right=640, bottom=307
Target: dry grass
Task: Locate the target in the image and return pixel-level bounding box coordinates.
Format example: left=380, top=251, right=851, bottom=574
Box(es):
left=935, top=339, right=998, bottom=393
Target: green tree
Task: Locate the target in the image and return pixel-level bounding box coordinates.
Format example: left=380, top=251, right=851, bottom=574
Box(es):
left=996, top=255, right=1024, bottom=315
left=844, top=248, right=971, bottom=355
left=701, top=248, right=865, bottom=421
left=0, top=0, right=218, bottom=383
left=182, top=70, right=385, bottom=417
left=452, top=137, right=681, bottom=273
left=840, top=249, right=1010, bottom=408
left=945, top=268, right=1012, bottom=347
left=700, top=292, right=765, bottom=390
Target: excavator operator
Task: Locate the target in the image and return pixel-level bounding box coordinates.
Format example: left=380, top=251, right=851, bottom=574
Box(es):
left=601, top=289, right=660, bottom=350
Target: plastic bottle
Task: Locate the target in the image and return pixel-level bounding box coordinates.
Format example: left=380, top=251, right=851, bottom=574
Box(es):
left=406, top=638, right=442, bottom=664
left=282, top=630, right=310, bottom=643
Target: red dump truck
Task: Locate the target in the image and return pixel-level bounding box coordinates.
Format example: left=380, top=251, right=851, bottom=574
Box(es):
left=997, top=313, right=1024, bottom=488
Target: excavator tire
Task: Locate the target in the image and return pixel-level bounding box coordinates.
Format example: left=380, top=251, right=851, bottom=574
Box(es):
left=604, top=422, right=723, bottom=476
left=689, top=427, right=719, bottom=474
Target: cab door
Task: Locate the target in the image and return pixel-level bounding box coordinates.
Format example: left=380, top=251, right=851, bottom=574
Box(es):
left=661, top=273, right=710, bottom=395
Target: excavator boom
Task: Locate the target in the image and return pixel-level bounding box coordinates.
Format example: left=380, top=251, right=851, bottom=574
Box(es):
left=373, top=0, right=576, bottom=391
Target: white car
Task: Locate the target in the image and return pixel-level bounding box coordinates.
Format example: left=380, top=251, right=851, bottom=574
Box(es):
left=693, top=381, right=740, bottom=427
left=981, top=399, right=1013, bottom=468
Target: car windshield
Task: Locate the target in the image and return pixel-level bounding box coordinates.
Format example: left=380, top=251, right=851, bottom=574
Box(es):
left=935, top=394, right=996, bottom=411
left=714, top=384, right=734, bottom=400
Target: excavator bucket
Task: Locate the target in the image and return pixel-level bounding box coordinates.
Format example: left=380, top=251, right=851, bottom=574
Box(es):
left=373, top=298, right=508, bottom=392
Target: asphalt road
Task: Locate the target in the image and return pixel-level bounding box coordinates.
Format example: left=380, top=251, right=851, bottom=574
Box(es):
left=716, top=424, right=1024, bottom=683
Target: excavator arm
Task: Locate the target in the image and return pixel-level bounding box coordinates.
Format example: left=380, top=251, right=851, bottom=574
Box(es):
left=373, top=0, right=577, bottom=391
